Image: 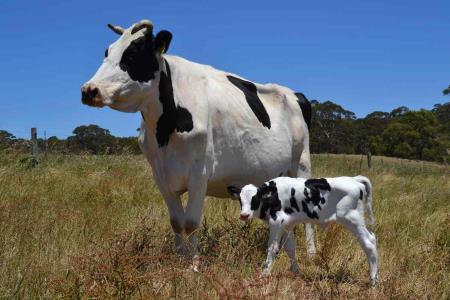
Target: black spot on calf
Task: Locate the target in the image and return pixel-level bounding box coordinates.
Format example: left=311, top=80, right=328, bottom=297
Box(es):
left=227, top=75, right=271, bottom=129
left=155, top=60, right=193, bottom=147
left=360, top=189, right=364, bottom=200
left=302, top=178, right=331, bottom=218
left=284, top=207, right=294, bottom=214
left=119, top=34, right=160, bottom=82
left=302, top=200, right=319, bottom=219
left=256, top=181, right=281, bottom=220
left=290, top=188, right=300, bottom=212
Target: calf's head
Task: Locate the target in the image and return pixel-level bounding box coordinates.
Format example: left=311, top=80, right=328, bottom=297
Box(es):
left=228, top=184, right=261, bottom=221
left=81, top=20, right=172, bottom=112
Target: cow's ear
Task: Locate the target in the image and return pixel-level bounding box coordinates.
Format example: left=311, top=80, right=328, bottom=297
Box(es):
left=155, top=30, right=172, bottom=54
left=227, top=186, right=241, bottom=200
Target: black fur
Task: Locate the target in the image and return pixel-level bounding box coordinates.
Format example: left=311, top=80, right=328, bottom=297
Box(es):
left=253, top=181, right=282, bottom=220
left=290, top=188, right=300, bottom=212
left=155, top=60, right=193, bottom=147
left=301, top=200, right=319, bottom=219
left=284, top=207, right=294, bottom=214
left=119, top=34, right=160, bottom=82
left=227, top=75, right=271, bottom=129
left=301, top=178, right=331, bottom=218
left=295, top=92, right=311, bottom=130
left=360, top=189, right=364, bottom=200
left=154, top=30, right=173, bottom=53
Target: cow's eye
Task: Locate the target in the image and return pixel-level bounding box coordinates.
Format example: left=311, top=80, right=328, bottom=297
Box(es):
left=104, top=48, right=108, bottom=58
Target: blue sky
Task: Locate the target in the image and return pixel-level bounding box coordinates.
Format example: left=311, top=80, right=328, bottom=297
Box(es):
left=1, top=0, right=449, bottom=138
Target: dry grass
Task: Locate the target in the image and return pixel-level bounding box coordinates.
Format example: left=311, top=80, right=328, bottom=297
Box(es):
left=0, top=153, right=448, bottom=299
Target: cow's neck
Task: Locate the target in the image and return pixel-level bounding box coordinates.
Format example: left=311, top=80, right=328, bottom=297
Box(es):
left=139, top=56, right=170, bottom=132
left=140, top=56, right=194, bottom=148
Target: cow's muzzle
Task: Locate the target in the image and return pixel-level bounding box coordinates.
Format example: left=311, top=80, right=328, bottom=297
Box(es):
left=81, top=83, right=105, bottom=107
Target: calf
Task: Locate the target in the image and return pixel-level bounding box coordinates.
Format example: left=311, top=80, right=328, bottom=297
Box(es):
left=228, top=175, right=378, bottom=284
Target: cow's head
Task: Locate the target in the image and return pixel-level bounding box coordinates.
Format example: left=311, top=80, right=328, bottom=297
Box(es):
left=81, top=20, right=172, bottom=112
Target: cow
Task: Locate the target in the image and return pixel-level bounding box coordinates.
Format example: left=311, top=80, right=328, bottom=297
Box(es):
left=228, top=175, right=378, bottom=284
left=81, top=19, right=316, bottom=268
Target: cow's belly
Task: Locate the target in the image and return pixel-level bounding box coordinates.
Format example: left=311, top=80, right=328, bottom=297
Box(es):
left=206, top=131, right=299, bottom=198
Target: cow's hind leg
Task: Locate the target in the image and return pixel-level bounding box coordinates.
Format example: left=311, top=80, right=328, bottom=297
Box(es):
left=296, top=140, right=317, bottom=258
left=283, top=230, right=299, bottom=274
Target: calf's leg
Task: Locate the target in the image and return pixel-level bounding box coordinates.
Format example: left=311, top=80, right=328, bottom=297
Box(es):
left=338, top=210, right=378, bottom=285
left=262, top=225, right=283, bottom=276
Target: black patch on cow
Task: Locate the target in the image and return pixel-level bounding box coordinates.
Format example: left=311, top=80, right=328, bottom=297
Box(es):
left=119, top=34, right=160, bottom=82
left=290, top=188, right=300, bottom=212
left=295, top=92, right=311, bottom=130
left=284, top=207, right=294, bottom=214
left=301, top=178, right=331, bottom=219
left=360, top=189, right=364, bottom=200
left=254, top=181, right=281, bottom=220
left=302, top=201, right=319, bottom=219
left=104, top=48, right=108, bottom=58
left=155, top=60, right=194, bottom=147
left=226, top=75, right=271, bottom=129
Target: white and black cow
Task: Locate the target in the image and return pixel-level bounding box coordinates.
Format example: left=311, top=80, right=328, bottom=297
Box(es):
left=228, top=176, right=378, bottom=284
left=81, top=20, right=315, bottom=266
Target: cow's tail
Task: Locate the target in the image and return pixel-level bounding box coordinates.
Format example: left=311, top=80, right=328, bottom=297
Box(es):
left=354, top=175, right=375, bottom=229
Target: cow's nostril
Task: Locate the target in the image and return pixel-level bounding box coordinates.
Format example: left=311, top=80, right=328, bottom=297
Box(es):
left=89, top=87, right=98, bottom=98
left=81, top=85, right=100, bottom=104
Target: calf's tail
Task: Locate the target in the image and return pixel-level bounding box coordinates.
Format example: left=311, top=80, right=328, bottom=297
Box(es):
left=354, top=175, right=375, bottom=228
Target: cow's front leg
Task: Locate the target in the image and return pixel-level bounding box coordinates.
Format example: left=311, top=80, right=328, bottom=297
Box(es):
left=262, top=224, right=283, bottom=276
left=185, top=175, right=208, bottom=271
left=161, top=192, right=186, bottom=256
left=284, top=230, right=300, bottom=274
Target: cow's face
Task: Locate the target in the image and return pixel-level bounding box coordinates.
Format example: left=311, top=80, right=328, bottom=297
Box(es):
left=81, top=20, right=172, bottom=112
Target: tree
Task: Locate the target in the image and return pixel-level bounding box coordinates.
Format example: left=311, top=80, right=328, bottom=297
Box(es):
left=67, top=125, right=117, bottom=154
left=443, top=85, right=450, bottom=96
left=382, top=110, right=448, bottom=161
left=310, top=100, right=357, bottom=154
left=0, top=130, right=16, bottom=149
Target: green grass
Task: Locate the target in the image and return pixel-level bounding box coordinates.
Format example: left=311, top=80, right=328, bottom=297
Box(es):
left=0, top=153, right=448, bottom=299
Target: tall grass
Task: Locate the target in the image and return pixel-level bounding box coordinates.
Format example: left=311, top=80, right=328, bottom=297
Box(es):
left=0, top=153, right=448, bottom=299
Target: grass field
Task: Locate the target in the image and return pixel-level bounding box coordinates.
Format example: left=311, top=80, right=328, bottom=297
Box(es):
left=0, top=153, right=448, bottom=299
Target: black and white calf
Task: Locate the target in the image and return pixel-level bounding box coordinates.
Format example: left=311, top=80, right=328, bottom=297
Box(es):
left=228, top=176, right=378, bottom=284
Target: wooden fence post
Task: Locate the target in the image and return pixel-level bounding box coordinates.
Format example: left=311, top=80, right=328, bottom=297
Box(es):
left=31, top=128, right=38, bottom=167
left=367, top=151, right=372, bottom=169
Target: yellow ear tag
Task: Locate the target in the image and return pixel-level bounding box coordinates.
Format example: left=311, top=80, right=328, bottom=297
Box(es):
left=159, top=44, right=166, bottom=54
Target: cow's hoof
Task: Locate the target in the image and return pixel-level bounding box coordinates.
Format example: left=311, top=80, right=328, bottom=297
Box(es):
left=290, top=265, right=300, bottom=275
left=190, top=255, right=200, bottom=272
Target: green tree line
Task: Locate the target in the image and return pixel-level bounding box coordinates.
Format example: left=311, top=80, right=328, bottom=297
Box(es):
left=310, top=101, right=449, bottom=163
left=1, top=101, right=449, bottom=163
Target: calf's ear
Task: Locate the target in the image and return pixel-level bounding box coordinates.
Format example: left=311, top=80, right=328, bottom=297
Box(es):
left=227, top=186, right=241, bottom=200
left=155, top=30, right=173, bottom=54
